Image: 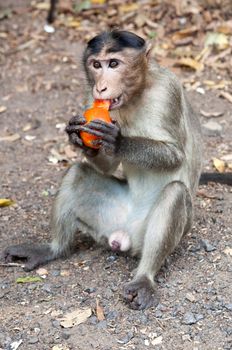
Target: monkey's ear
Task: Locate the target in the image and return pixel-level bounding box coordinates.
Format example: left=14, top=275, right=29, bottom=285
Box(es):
left=145, top=41, right=153, bottom=61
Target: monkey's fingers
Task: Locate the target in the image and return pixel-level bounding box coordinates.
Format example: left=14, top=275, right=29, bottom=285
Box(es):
left=79, top=126, right=116, bottom=144
left=66, top=124, right=83, bottom=134
left=68, top=115, right=86, bottom=126
left=87, top=120, right=119, bottom=134
left=69, top=133, right=84, bottom=147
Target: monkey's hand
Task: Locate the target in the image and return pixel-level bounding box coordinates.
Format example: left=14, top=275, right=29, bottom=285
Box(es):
left=65, top=115, right=98, bottom=157
left=79, top=119, right=120, bottom=155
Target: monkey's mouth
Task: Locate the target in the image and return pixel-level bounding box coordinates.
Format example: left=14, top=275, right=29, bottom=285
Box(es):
left=109, top=95, right=123, bottom=110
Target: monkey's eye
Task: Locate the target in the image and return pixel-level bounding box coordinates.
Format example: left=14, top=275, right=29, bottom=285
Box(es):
left=93, top=61, right=101, bottom=69
left=109, top=59, right=119, bottom=68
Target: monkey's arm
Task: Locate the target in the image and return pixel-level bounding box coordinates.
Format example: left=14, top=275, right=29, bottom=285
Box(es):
left=117, top=136, right=184, bottom=170
left=79, top=120, right=184, bottom=170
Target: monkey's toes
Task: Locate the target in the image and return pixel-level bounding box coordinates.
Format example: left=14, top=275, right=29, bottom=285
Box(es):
left=123, top=276, right=159, bottom=310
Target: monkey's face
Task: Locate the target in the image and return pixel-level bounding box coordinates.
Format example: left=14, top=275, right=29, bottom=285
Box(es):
left=85, top=49, right=147, bottom=110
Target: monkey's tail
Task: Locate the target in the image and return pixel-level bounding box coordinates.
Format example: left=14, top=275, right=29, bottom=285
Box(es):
left=47, top=0, right=58, bottom=24
left=199, top=172, right=232, bottom=186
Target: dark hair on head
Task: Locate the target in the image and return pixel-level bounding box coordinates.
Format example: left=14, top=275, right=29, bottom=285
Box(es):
left=83, top=30, right=146, bottom=62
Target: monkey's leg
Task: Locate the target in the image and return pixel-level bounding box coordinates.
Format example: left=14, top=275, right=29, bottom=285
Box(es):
left=3, top=162, right=129, bottom=271
left=123, top=181, right=192, bottom=310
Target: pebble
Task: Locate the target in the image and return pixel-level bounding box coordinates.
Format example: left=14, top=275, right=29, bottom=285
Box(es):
left=185, top=293, right=196, bottom=302
left=61, top=331, right=71, bottom=340
left=89, top=315, right=98, bottom=325
left=42, top=284, right=53, bottom=293
left=224, top=303, right=232, bottom=311
left=106, top=255, right=118, bottom=262
left=200, top=239, right=216, bottom=252
left=182, top=312, right=197, bottom=325
left=202, top=121, right=222, bottom=137
left=28, top=336, right=39, bottom=344
left=96, top=320, right=107, bottom=329
left=84, top=287, right=96, bottom=294
left=51, top=270, right=60, bottom=277
left=117, top=331, right=134, bottom=344
left=106, top=310, right=118, bottom=320
left=52, top=320, right=60, bottom=328
left=155, top=310, right=163, bottom=318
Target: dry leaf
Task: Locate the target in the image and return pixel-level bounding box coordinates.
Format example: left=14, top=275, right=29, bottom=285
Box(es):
left=119, top=4, right=139, bottom=13
left=213, top=158, right=225, bottom=173
left=151, top=336, right=163, bottom=346
left=221, top=154, right=232, bottom=162
left=0, top=133, right=20, bottom=142
left=205, top=32, right=229, bottom=50
left=65, top=19, right=81, bottom=28
left=52, top=346, right=69, bottom=350
left=36, top=268, right=48, bottom=276
left=60, top=270, right=70, bottom=277
left=223, top=247, right=232, bottom=256
left=96, top=299, right=105, bottom=321
left=33, top=2, right=50, bottom=10
left=0, top=198, right=15, bottom=207
left=25, top=135, right=36, bottom=141
left=200, top=110, right=224, bottom=118
left=0, top=105, right=7, bottom=113
left=197, top=190, right=218, bottom=199
left=174, top=58, right=204, bottom=71
left=48, top=148, right=68, bottom=164
left=220, top=91, right=232, bottom=104
left=60, top=308, right=92, bottom=328
left=172, top=26, right=198, bottom=41
left=64, top=145, right=77, bottom=159
left=91, top=0, right=106, bottom=4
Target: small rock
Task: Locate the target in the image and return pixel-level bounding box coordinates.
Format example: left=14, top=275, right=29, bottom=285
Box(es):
left=52, top=320, right=60, bottom=328
left=36, top=267, right=48, bottom=277
left=28, top=337, right=39, bottom=344
left=62, top=331, right=70, bottom=340
left=106, top=255, right=118, bottom=262
left=195, top=314, right=204, bottom=321
left=202, top=121, right=222, bottom=137
left=182, top=312, right=197, bottom=325
left=96, top=320, right=107, bottom=329
left=117, top=331, right=134, bottom=344
left=151, top=336, right=163, bottom=346
left=200, top=239, right=216, bottom=252
left=224, top=303, right=232, bottom=311
left=189, top=244, right=201, bottom=253
left=155, top=310, right=163, bottom=318
left=185, top=293, right=196, bottom=302
left=84, top=287, right=96, bottom=294
left=106, top=310, right=118, bottom=320
left=89, top=315, right=98, bottom=325
left=144, top=339, right=150, bottom=346
left=42, top=284, right=53, bottom=293
left=51, top=270, right=60, bottom=277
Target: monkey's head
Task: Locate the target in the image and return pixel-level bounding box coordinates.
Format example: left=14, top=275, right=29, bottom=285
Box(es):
left=83, top=30, right=151, bottom=110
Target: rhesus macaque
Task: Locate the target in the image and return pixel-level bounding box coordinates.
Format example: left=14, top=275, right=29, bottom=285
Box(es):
left=3, top=30, right=230, bottom=310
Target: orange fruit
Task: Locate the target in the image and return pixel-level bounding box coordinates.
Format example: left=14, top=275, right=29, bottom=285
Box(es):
left=80, top=100, right=112, bottom=149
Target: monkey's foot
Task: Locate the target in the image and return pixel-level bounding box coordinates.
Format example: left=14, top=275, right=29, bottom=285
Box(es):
left=123, top=276, right=159, bottom=310
left=2, top=243, right=54, bottom=271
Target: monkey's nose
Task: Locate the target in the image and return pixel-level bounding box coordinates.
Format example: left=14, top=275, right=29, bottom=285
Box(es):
left=96, top=86, right=107, bottom=93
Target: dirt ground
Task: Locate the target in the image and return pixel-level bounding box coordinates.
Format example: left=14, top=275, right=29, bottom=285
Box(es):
left=0, top=1, right=231, bottom=350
